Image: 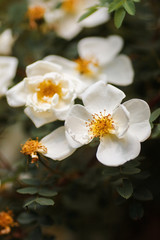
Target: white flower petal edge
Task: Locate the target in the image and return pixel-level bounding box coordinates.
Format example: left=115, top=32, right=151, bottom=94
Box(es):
left=0, top=56, right=18, bottom=97
left=80, top=7, right=110, bottom=28
left=96, top=133, right=141, bottom=167
left=0, top=29, right=15, bottom=55
left=41, top=126, right=75, bottom=161
left=26, top=60, right=62, bottom=77
left=65, top=104, right=92, bottom=145
left=43, top=55, right=76, bottom=71
left=24, top=107, right=57, bottom=128
left=78, top=35, right=124, bottom=65
left=82, top=81, right=125, bottom=114
left=103, top=55, right=134, bottom=86
left=123, top=99, right=151, bottom=142
left=6, top=80, right=26, bottom=106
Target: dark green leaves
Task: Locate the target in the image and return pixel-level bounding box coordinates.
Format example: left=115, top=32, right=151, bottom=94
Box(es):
left=17, top=187, right=38, bottom=195
left=35, top=197, right=54, bottom=206
left=114, top=8, right=126, bottom=28
left=116, top=179, right=133, bottom=199
left=123, top=0, right=135, bottom=15
left=78, top=5, right=99, bottom=22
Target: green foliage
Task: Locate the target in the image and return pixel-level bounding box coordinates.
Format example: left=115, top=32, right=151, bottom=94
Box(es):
left=114, top=8, right=126, bottom=28
left=116, top=179, right=133, bottom=199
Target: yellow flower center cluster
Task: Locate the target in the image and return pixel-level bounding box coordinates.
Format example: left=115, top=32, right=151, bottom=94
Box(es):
left=21, top=138, right=47, bottom=163
left=0, top=210, right=17, bottom=235
left=27, top=5, right=45, bottom=29
left=37, top=80, right=62, bottom=102
left=86, top=111, right=115, bottom=138
left=62, top=0, right=78, bottom=13
left=75, top=58, right=99, bottom=76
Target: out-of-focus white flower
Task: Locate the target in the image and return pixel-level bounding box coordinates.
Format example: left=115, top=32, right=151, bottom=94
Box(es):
left=21, top=126, right=75, bottom=162
left=65, top=81, right=151, bottom=166
left=6, top=60, right=81, bottom=127
left=44, top=35, right=134, bottom=94
left=0, top=29, right=15, bottom=55
left=0, top=56, right=18, bottom=97
left=28, top=0, right=109, bottom=39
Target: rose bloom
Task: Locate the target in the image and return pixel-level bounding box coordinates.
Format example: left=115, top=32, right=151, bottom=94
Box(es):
left=21, top=126, right=75, bottom=162
left=65, top=81, right=151, bottom=166
left=35, top=0, right=109, bottom=40
left=0, top=56, right=18, bottom=97
left=0, top=29, right=15, bottom=55
left=6, top=60, right=81, bottom=127
left=44, top=35, right=134, bottom=95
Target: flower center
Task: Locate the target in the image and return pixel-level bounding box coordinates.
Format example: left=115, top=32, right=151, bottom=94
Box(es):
left=36, top=80, right=62, bottom=102
left=62, top=0, right=78, bottom=13
left=21, top=138, right=47, bottom=163
left=74, top=58, right=99, bottom=76
left=86, top=111, right=115, bottom=138
left=27, top=6, right=45, bottom=28
left=0, top=211, right=17, bottom=235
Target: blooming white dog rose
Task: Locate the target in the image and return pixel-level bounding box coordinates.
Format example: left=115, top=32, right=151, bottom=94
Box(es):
left=21, top=126, right=75, bottom=162
left=6, top=60, right=81, bottom=127
left=65, top=81, right=151, bottom=166
left=44, top=0, right=109, bottom=40
left=0, top=29, right=15, bottom=55
left=44, top=35, right=134, bottom=94
left=0, top=56, right=18, bottom=97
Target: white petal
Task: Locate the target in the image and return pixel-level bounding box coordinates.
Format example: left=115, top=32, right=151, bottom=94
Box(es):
left=0, top=56, right=18, bottom=96
left=65, top=104, right=92, bottom=145
left=97, top=133, right=141, bottom=166
left=78, top=35, right=124, bottom=65
left=26, top=60, right=62, bottom=77
left=43, top=55, right=76, bottom=71
left=123, top=99, right=151, bottom=142
left=104, top=55, right=134, bottom=86
left=54, top=102, right=74, bottom=120
left=65, top=131, right=83, bottom=148
left=41, top=126, right=75, bottom=161
left=0, top=29, right=14, bottom=55
left=24, top=107, right=57, bottom=128
left=82, top=81, right=125, bottom=114
left=80, top=7, right=110, bottom=27
left=6, top=80, right=27, bottom=107
left=112, top=105, right=130, bottom=138
left=55, top=16, right=82, bottom=40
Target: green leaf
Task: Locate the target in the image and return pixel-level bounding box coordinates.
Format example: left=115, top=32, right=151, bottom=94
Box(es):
left=121, top=167, right=141, bottom=175
left=78, top=6, right=98, bottom=22
left=150, top=108, right=160, bottom=123
left=35, top=197, right=55, bottom=206
left=103, top=167, right=120, bottom=176
left=20, top=178, right=40, bottom=186
left=17, top=187, right=38, bottom=195
left=23, top=198, right=36, bottom=207
left=129, top=202, right=144, bottom=220
left=17, top=212, right=37, bottom=224
left=108, top=0, right=125, bottom=13
left=38, top=189, right=58, bottom=197
left=133, top=0, right=140, bottom=2
left=116, top=179, right=133, bottom=199
left=133, top=187, right=153, bottom=201
left=114, top=8, right=126, bottom=28
left=123, top=160, right=140, bottom=168
left=123, top=0, right=136, bottom=15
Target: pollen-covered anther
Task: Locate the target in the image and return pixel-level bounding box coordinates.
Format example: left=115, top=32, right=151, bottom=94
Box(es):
left=21, top=138, right=47, bottom=162
left=74, top=57, right=99, bottom=76
left=36, top=80, right=62, bottom=103
left=86, top=111, right=115, bottom=138
left=27, top=5, right=45, bottom=29
left=0, top=210, right=18, bottom=235
left=62, top=0, right=78, bottom=13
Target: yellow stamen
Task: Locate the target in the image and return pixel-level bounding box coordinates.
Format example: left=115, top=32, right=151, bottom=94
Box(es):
left=36, top=80, right=62, bottom=103
left=86, top=111, right=115, bottom=138
left=21, top=138, right=47, bottom=162
left=27, top=6, right=45, bottom=29
left=74, top=58, right=99, bottom=76
left=0, top=210, right=18, bottom=235
left=62, top=0, right=78, bottom=13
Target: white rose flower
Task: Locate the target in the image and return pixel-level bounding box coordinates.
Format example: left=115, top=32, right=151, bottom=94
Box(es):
left=21, top=126, right=75, bottom=162
left=44, top=35, right=134, bottom=95
left=0, top=29, right=15, bottom=55
left=6, top=60, right=81, bottom=127
left=44, top=0, right=109, bottom=40
left=0, top=56, right=18, bottom=97
left=65, top=81, right=151, bottom=166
